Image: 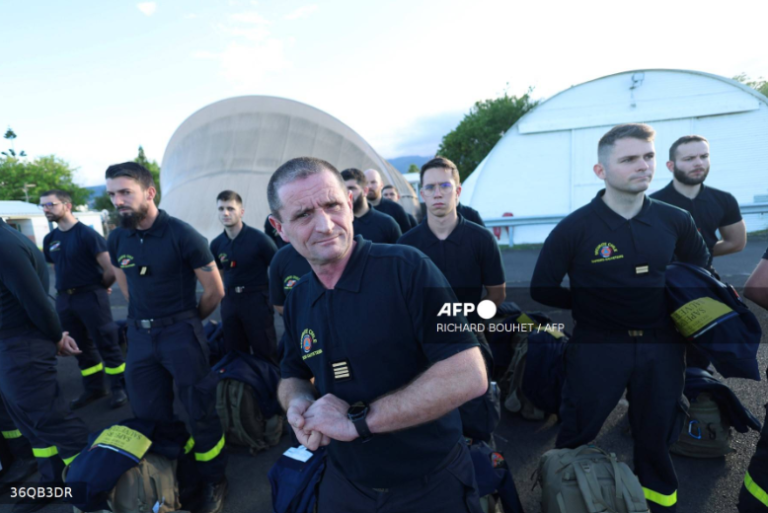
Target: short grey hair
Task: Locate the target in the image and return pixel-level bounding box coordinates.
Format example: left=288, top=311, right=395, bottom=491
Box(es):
left=267, top=157, right=345, bottom=220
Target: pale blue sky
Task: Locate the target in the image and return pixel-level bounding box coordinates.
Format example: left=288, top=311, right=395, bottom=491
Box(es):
left=2, top=0, right=766, bottom=186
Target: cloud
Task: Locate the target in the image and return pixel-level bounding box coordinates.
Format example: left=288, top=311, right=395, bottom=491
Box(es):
left=136, top=2, right=157, bottom=16
left=183, top=13, right=199, bottom=19
left=230, top=11, right=270, bottom=24
left=284, top=5, right=318, bottom=21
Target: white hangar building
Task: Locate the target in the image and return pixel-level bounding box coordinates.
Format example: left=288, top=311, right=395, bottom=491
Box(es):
left=460, top=69, right=768, bottom=244
left=160, top=96, right=418, bottom=243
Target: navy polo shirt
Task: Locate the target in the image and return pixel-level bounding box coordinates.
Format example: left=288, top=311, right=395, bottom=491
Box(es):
left=0, top=219, right=62, bottom=342
left=210, top=224, right=277, bottom=290
left=650, top=182, right=742, bottom=252
left=107, top=210, right=214, bottom=320
left=372, top=198, right=411, bottom=234
left=281, top=237, right=478, bottom=488
left=530, top=190, right=710, bottom=330
left=398, top=215, right=505, bottom=322
left=43, top=222, right=108, bottom=291
left=268, top=244, right=312, bottom=307
left=264, top=215, right=287, bottom=249
left=353, top=207, right=402, bottom=244
left=457, top=203, right=485, bottom=227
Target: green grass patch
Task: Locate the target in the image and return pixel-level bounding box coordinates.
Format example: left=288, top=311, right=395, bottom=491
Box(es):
left=749, top=229, right=768, bottom=241
left=501, top=242, right=545, bottom=252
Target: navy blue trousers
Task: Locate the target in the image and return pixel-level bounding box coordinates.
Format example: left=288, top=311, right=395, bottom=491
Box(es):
left=221, top=289, right=277, bottom=363
left=738, top=403, right=768, bottom=511
left=0, top=331, right=89, bottom=483
left=556, top=327, right=685, bottom=513
left=125, top=317, right=226, bottom=483
left=57, top=289, right=125, bottom=392
left=317, top=442, right=483, bottom=513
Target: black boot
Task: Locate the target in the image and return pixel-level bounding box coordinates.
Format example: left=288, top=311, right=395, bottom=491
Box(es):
left=195, top=478, right=228, bottom=513
left=0, top=457, right=38, bottom=495
left=70, top=388, right=109, bottom=410
left=109, top=388, right=128, bottom=409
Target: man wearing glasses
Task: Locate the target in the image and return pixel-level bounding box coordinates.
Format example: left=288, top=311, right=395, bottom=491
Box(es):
left=398, top=157, right=506, bottom=442
left=40, top=190, right=128, bottom=410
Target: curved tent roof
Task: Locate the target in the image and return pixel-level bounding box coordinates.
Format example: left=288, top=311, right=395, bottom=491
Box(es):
left=161, top=95, right=417, bottom=242
left=461, top=69, right=768, bottom=241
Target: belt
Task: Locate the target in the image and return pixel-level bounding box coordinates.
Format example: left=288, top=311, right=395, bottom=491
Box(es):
left=227, top=285, right=268, bottom=294
left=58, top=284, right=104, bottom=296
left=129, top=310, right=197, bottom=330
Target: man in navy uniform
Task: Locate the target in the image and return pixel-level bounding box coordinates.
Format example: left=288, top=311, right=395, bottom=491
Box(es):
left=269, top=157, right=488, bottom=513
left=398, top=156, right=505, bottom=442
left=268, top=243, right=311, bottom=316
left=341, top=168, right=402, bottom=244
left=106, top=162, right=228, bottom=513
left=531, top=124, right=710, bottom=513
left=365, top=168, right=413, bottom=234
left=210, top=190, right=278, bottom=361
left=650, top=135, right=746, bottom=268
left=40, top=189, right=128, bottom=410
left=264, top=214, right=287, bottom=249
left=739, top=245, right=768, bottom=511
left=382, top=185, right=418, bottom=228
left=0, top=217, right=89, bottom=513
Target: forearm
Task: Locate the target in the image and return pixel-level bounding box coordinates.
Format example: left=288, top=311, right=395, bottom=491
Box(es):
left=366, top=347, right=487, bottom=435
left=197, top=290, right=222, bottom=320
left=744, top=286, right=768, bottom=311
left=101, top=269, right=116, bottom=288
left=274, top=305, right=284, bottom=315
left=712, top=240, right=744, bottom=257
left=278, top=377, right=318, bottom=412
left=485, top=286, right=506, bottom=307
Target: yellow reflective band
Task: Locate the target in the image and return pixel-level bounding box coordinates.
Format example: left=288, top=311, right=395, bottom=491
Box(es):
left=194, top=435, right=225, bottom=462
left=2, top=429, right=22, bottom=439
left=32, top=446, right=59, bottom=458
left=105, top=363, right=126, bottom=375
left=81, top=362, right=104, bottom=377
left=184, top=437, right=195, bottom=455
left=671, top=297, right=734, bottom=338
left=745, top=472, right=768, bottom=507
left=643, top=487, right=677, bottom=507
left=62, top=452, right=79, bottom=466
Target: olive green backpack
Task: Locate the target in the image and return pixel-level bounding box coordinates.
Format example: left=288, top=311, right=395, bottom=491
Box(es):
left=538, top=446, right=650, bottom=513
left=216, top=379, right=283, bottom=454
left=670, top=392, right=734, bottom=458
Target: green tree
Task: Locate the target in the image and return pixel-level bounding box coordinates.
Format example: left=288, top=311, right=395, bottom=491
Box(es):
left=733, top=73, right=768, bottom=97
left=437, top=88, right=538, bottom=182
left=134, top=146, right=162, bottom=205
left=2, top=128, right=27, bottom=158
left=407, top=164, right=420, bottom=174
left=0, top=154, right=89, bottom=206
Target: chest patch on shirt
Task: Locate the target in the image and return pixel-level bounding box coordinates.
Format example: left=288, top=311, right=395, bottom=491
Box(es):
left=218, top=253, right=228, bottom=263
left=591, top=242, right=623, bottom=264
left=301, top=329, right=322, bottom=361
left=119, top=254, right=135, bottom=268
left=49, top=240, right=62, bottom=252
left=284, top=275, right=300, bottom=291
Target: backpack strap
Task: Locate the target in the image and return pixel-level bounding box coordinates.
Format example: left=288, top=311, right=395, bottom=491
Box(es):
left=571, top=461, right=618, bottom=513
left=229, top=380, right=264, bottom=452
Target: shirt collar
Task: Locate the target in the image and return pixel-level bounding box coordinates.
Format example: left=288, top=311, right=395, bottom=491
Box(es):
left=419, top=214, right=466, bottom=247
left=590, top=190, right=654, bottom=231
left=662, top=181, right=713, bottom=203
left=307, top=236, right=370, bottom=305
left=128, top=209, right=170, bottom=238
left=222, top=222, right=248, bottom=242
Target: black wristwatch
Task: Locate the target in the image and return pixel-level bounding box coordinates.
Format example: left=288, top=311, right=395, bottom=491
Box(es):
left=347, top=402, right=373, bottom=443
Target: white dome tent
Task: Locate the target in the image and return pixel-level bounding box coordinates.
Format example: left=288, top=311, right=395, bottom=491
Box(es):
left=160, top=96, right=417, bottom=242
left=460, top=69, right=768, bottom=244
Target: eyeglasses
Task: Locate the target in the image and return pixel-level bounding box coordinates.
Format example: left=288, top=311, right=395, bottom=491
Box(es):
left=38, top=202, right=63, bottom=210
left=421, top=182, right=454, bottom=195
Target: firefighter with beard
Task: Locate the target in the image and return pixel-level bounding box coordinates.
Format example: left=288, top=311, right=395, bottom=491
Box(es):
left=40, top=189, right=128, bottom=410
left=341, top=168, right=401, bottom=244
left=105, top=162, right=228, bottom=513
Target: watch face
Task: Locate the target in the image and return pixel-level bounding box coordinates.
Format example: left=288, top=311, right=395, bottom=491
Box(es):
left=348, top=404, right=367, bottom=417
